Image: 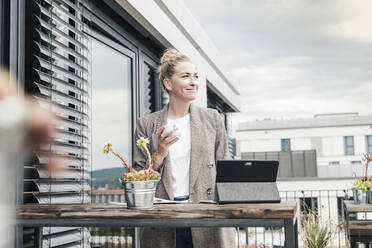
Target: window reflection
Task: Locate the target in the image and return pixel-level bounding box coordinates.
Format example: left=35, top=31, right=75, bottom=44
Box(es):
left=91, top=38, right=132, bottom=170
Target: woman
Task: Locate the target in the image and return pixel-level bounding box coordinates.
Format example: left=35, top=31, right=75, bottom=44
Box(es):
left=133, top=49, right=236, bottom=248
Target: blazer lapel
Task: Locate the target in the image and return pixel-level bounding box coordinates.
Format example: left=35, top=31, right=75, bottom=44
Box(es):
left=150, top=107, right=167, bottom=152
left=189, top=104, right=204, bottom=192
left=155, top=105, right=174, bottom=200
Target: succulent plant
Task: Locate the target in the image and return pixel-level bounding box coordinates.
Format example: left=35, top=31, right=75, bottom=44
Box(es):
left=103, top=139, right=160, bottom=182
left=136, top=137, right=152, bottom=169
left=103, top=141, right=135, bottom=173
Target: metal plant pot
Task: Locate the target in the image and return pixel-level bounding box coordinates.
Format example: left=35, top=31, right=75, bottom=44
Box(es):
left=122, top=179, right=160, bottom=209
left=352, top=188, right=370, bottom=204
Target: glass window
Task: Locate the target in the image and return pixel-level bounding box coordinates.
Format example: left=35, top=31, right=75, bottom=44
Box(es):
left=91, top=37, right=132, bottom=171
left=281, top=139, right=291, bottom=152
left=366, top=135, right=372, bottom=154
left=351, top=160, right=361, bottom=165
left=344, top=136, right=354, bottom=155
left=329, top=161, right=340, bottom=166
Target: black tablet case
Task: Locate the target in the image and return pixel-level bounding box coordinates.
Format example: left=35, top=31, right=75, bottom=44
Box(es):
left=215, top=160, right=281, bottom=204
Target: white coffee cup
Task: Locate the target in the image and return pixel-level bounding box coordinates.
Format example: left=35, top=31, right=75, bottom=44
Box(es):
left=162, top=123, right=182, bottom=138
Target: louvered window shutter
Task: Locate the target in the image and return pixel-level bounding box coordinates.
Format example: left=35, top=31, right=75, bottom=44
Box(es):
left=143, top=63, right=157, bottom=115
left=207, top=86, right=236, bottom=158
left=24, top=0, right=91, bottom=247
left=140, top=53, right=162, bottom=115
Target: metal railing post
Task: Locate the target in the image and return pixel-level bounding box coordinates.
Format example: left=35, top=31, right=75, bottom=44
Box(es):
left=34, top=227, right=43, bottom=248
left=133, top=227, right=141, bottom=248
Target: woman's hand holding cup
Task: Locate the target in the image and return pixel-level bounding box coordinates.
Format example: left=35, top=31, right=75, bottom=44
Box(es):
left=152, top=125, right=179, bottom=170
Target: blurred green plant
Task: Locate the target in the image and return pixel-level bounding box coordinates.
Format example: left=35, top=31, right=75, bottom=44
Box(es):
left=353, top=178, right=372, bottom=192
left=353, top=154, right=372, bottom=192
left=301, top=210, right=332, bottom=248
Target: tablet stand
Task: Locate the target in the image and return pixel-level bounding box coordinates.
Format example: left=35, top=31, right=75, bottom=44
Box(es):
left=216, top=182, right=281, bottom=204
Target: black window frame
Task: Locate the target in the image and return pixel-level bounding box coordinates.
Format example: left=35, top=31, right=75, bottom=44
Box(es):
left=0, top=0, right=10, bottom=68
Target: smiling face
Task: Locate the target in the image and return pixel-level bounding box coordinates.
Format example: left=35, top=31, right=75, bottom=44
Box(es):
left=163, top=61, right=199, bottom=102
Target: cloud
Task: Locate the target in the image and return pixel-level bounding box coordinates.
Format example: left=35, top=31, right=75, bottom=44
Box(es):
left=184, top=0, right=372, bottom=127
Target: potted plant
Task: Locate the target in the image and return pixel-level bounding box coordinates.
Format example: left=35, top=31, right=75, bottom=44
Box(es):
left=352, top=154, right=372, bottom=204
left=301, top=210, right=332, bottom=248
left=103, top=137, right=160, bottom=209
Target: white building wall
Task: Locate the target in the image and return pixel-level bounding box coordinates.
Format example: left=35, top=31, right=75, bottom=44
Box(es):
left=237, top=122, right=372, bottom=178
left=237, top=125, right=372, bottom=140
left=322, top=136, right=343, bottom=157
left=354, top=135, right=366, bottom=155
left=291, top=137, right=311, bottom=150
left=240, top=139, right=280, bottom=152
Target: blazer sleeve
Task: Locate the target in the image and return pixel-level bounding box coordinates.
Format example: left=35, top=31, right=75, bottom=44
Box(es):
left=133, top=118, right=148, bottom=171
left=213, top=110, right=231, bottom=160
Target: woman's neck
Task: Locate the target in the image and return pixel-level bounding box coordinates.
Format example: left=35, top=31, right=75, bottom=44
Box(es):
left=167, top=98, right=191, bottom=119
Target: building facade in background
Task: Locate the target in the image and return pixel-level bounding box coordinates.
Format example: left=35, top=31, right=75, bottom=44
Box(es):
left=236, top=112, right=372, bottom=246
left=237, top=112, right=372, bottom=179
left=0, top=0, right=240, bottom=247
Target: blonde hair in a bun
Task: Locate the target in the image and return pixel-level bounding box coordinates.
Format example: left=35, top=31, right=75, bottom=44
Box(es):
left=158, top=48, right=191, bottom=90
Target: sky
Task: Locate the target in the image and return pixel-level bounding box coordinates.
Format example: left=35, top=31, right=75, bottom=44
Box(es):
left=184, top=0, right=372, bottom=124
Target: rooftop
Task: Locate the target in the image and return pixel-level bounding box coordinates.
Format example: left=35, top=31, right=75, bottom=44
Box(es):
left=237, top=113, right=372, bottom=131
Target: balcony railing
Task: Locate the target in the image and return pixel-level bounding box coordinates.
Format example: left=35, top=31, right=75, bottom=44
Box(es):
left=239, top=189, right=352, bottom=248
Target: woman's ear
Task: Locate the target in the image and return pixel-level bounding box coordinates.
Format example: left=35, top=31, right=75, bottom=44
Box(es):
left=163, top=78, right=172, bottom=92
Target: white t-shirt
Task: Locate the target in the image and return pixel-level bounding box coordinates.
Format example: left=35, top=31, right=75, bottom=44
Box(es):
left=167, top=114, right=191, bottom=198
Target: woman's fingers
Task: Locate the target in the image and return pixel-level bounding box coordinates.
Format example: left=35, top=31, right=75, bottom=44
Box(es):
left=164, top=134, right=178, bottom=144
left=156, top=126, right=179, bottom=150
left=157, top=125, right=166, bottom=136
left=160, top=130, right=173, bottom=140
left=167, top=137, right=179, bottom=146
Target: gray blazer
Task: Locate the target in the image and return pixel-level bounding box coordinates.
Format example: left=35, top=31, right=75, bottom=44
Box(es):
left=133, top=104, right=236, bottom=248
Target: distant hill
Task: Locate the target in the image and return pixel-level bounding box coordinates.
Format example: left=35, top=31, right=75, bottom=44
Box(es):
left=91, top=167, right=128, bottom=189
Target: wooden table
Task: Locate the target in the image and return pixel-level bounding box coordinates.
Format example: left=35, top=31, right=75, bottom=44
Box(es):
left=17, top=202, right=298, bottom=248
left=344, top=201, right=372, bottom=246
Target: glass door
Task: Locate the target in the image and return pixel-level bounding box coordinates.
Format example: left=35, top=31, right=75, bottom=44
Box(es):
left=90, top=31, right=135, bottom=171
